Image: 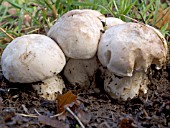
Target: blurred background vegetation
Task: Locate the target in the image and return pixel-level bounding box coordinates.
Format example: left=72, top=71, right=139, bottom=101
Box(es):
left=0, top=0, right=169, bottom=54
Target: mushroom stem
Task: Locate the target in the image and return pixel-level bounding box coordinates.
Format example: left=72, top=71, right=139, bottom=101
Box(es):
left=104, top=70, right=149, bottom=101
left=32, top=75, right=65, bottom=101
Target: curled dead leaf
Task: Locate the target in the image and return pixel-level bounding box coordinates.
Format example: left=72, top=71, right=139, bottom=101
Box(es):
left=57, top=90, right=77, bottom=113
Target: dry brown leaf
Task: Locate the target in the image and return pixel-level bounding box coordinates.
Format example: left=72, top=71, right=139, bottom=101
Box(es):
left=57, top=90, right=77, bottom=113
left=2, top=2, right=17, bottom=15
left=151, top=7, right=170, bottom=30
left=118, top=118, right=137, bottom=128
left=38, top=115, right=69, bottom=128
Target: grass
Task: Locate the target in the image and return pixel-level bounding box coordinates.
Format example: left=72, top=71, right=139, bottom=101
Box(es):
left=0, top=0, right=169, bottom=51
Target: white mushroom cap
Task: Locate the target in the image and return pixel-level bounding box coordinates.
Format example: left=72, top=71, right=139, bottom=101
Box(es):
left=47, top=9, right=104, bottom=59
left=101, top=17, right=125, bottom=29
left=104, top=70, right=149, bottom=101
left=80, top=9, right=105, bottom=20
left=63, top=56, right=99, bottom=88
left=32, top=75, right=65, bottom=100
left=1, top=34, right=66, bottom=83
left=98, top=22, right=168, bottom=77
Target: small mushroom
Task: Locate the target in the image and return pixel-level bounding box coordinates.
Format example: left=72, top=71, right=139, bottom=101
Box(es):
left=101, top=17, right=125, bottom=29
left=1, top=34, right=66, bottom=100
left=97, top=22, right=168, bottom=100
left=63, top=56, right=99, bottom=88
left=47, top=9, right=104, bottom=59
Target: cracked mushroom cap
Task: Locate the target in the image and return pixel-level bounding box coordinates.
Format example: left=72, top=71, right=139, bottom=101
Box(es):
left=104, top=69, right=148, bottom=101
left=63, top=56, right=99, bottom=88
left=47, top=9, right=104, bottom=59
left=98, top=22, right=168, bottom=77
left=1, top=34, right=66, bottom=83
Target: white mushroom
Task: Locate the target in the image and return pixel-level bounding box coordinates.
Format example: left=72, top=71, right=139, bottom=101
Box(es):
left=97, top=22, right=168, bottom=101
left=47, top=9, right=104, bottom=59
left=98, top=22, right=168, bottom=77
left=1, top=34, right=66, bottom=100
left=101, top=17, right=125, bottom=29
left=63, top=56, right=99, bottom=88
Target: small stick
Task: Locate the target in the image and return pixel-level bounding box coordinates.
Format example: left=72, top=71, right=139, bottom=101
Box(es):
left=22, top=104, right=29, bottom=114
left=120, top=14, right=143, bottom=24
left=143, top=109, right=149, bottom=117
left=50, top=111, right=64, bottom=118
left=34, top=108, right=41, bottom=116
left=0, top=27, right=14, bottom=40
left=16, top=113, right=38, bottom=118
left=66, top=107, right=85, bottom=128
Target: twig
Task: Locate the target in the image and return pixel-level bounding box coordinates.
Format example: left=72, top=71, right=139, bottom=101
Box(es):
left=22, top=104, right=29, bottom=114
left=143, top=109, right=149, bottom=117
left=45, top=0, right=58, bottom=19
left=66, top=107, right=85, bottom=128
left=50, top=111, right=64, bottom=118
left=34, top=108, right=41, bottom=116
left=120, top=14, right=143, bottom=24
left=16, top=113, right=38, bottom=118
left=0, top=27, right=14, bottom=40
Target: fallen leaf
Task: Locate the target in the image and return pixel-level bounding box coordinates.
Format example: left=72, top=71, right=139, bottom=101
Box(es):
left=0, top=109, right=15, bottom=122
left=151, top=7, right=170, bottom=30
left=38, top=115, right=69, bottom=128
left=2, top=2, right=17, bottom=15
left=57, top=91, right=91, bottom=124
left=118, top=118, right=137, bottom=128
left=57, top=90, right=77, bottom=113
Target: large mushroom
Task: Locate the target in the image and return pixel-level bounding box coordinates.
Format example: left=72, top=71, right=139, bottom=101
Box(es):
left=1, top=34, right=66, bottom=100
left=98, top=22, right=168, bottom=100
left=47, top=9, right=104, bottom=59
left=61, top=14, right=126, bottom=88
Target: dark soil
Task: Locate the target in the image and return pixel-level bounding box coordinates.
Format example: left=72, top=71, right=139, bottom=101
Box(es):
left=0, top=46, right=170, bottom=128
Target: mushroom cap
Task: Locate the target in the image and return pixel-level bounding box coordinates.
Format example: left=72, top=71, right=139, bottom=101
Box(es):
left=104, top=70, right=148, bottom=101
left=47, top=9, right=104, bottom=59
left=1, top=34, right=66, bottom=83
left=80, top=9, right=105, bottom=20
left=63, top=56, right=99, bottom=88
left=98, top=22, right=168, bottom=77
left=32, top=75, right=65, bottom=101
left=101, top=17, right=125, bottom=29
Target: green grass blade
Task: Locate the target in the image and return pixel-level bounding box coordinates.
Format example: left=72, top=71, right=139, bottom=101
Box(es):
left=153, top=0, right=160, bottom=25
left=18, top=8, right=24, bottom=33
left=5, top=0, right=22, bottom=9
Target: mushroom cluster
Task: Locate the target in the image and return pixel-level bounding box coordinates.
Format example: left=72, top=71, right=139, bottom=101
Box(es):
left=1, top=9, right=168, bottom=101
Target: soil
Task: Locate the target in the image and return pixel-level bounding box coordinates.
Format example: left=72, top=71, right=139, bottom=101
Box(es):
left=0, top=45, right=170, bottom=128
